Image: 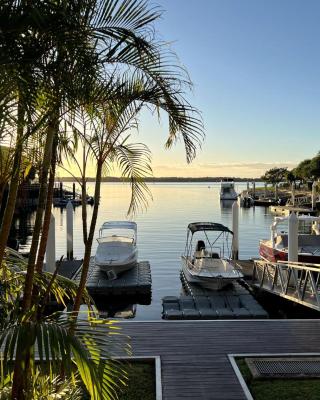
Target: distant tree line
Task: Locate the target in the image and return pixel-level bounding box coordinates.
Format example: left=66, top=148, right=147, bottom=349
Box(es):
left=261, top=151, right=320, bottom=184
left=59, top=176, right=263, bottom=183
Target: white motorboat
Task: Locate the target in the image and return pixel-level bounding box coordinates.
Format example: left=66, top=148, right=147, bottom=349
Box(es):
left=95, top=221, right=138, bottom=279
left=259, top=215, right=320, bottom=264
left=220, top=181, right=238, bottom=200
left=181, top=222, right=243, bottom=290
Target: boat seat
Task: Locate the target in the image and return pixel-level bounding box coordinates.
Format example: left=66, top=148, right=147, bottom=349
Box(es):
left=196, top=240, right=206, bottom=251
left=194, top=250, right=220, bottom=259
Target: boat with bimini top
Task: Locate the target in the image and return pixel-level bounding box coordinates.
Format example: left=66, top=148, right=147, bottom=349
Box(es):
left=181, top=222, right=243, bottom=290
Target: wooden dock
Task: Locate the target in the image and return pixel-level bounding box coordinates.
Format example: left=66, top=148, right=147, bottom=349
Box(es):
left=269, top=205, right=316, bottom=216
left=120, top=320, right=320, bottom=399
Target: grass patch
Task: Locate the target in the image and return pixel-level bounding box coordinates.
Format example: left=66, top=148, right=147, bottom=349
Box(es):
left=236, top=358, right=320, bottom=400
left=120, top=362, right=155, bottom=400
left=80, top=361, right=156, bottom=400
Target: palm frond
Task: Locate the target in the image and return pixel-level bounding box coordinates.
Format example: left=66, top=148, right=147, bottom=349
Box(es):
left=0, top=314, right=130, bottom=400
left=113, top=140, right=152, bottom=215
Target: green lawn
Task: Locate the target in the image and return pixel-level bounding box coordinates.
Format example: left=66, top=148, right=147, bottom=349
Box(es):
left=236, top=358, right=320, bottom=400
left=81, top=361, right=156, bottom=400
left=120, top=362, right=155, bottom=400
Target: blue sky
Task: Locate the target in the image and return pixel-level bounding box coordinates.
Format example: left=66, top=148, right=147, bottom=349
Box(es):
left=129, top=0, right=320, bottom=178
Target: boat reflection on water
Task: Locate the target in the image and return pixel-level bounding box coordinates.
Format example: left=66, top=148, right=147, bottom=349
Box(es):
left=220, top=199, right=236, bottom=210
left=94, top=293, right=151, bottom=319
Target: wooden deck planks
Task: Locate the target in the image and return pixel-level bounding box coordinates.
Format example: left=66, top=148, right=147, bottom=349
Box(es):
left=119, top=320, right=320, bottom=399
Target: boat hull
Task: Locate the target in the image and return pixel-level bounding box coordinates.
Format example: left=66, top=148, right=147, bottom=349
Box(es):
left=259, top=241, right=320, bottom=264
left=96, top=261, right=137, bottom=279
left=181, top=259, right=242, bottom=290
left=220, top=193, right=238, bottom=201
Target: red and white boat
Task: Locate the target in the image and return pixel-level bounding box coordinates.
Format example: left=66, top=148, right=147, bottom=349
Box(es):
left=259, top=215, right=320, bottom=263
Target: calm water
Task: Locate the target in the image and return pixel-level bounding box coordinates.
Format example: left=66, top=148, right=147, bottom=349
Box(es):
left=46, top=182, right=273, bottom=320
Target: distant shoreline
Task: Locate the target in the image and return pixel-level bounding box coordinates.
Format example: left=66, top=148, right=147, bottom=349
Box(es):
left=58, top=177, right=262, bottom=183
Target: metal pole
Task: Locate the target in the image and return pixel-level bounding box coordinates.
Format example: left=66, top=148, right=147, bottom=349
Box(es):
left=66, top=201, right=73, bottom=260
left=232, top=201, right=239, bottom=260
left=45, top=213, right=56, bottom=273
left=264, top=182, right=267, bottom=198
left=247, top=181, right=249, bottom=191
left=73, top=182, right=76, bottom=199
left=253, top=182, right=256, bottom=198
left=274, top=183, right=278, bottom=200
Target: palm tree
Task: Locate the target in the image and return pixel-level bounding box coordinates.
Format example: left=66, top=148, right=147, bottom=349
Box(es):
left=0, top=1, right=203, bottom=397
left=0, top=250, right=129, bottom=400
left=71, top=69, right=203, bottom=313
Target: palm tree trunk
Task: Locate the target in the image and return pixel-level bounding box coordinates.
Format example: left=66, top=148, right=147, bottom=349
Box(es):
left=81, top=142, right=88, bottom=245
left=81, top=179, right=88, bottom=245
left=12, top=118, right=57, bottom=400
left=73, top=161, right=102, bottom=313
left=0, top=100, right=25, bottom=265
left=0, top=182, right=5, bottom=207
left=22, top=115, right=57, bottom=312
left=35, top=138, right=57, bottom=272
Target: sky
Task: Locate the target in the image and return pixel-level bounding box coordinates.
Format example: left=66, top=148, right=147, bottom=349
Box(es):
left=123, top=0, right=320, bottom=178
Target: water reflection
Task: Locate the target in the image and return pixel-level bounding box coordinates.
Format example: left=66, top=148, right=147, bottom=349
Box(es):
left=11, top=182, right=274, bottom=320
left=220, top=199, right=236, bottom=211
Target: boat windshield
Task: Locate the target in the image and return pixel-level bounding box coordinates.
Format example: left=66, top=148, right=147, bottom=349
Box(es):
left=97, top=235, right=134, bottom=244
left=98, top=225, right=136, bottom=244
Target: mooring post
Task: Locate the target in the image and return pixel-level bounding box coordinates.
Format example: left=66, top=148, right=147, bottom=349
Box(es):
left=288, top=212, right=298, bottom=262
left=253, top=182, right=256, bottom=198
left=291, top=182, right=295, bottom=206
left=45, top=213, right=56, bottom=273
left=274, top=183, right=278, bottom=200
left=288, top=212, right=298, bottom=285
left=66, top=201, right=73, bottom=260
left=312, top=181, right=317, bottom=210
left=73, top=182, right=76, bottom=199
left=232, top=201, right=239, bottom=260
left=264, top=182, right=267, bottom=198
left=59, top=181, right=63, bottom=198
left=247, top=181, right=249, bottom=191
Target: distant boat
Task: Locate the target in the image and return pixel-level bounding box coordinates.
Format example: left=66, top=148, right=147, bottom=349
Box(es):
left=181, top=222, right=243, bottom=290
left=95, top=221, right=138, bottom=279
left=220, top=181, right=238, bottom=200
left=259, top=215, right=320, bottom=263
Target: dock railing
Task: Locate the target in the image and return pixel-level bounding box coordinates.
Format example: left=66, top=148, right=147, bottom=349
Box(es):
left=252, top=259, right=320, bottom=311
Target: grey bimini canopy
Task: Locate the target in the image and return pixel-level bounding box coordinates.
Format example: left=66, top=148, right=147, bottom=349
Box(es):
left=187, top=222, right=233, bottom=235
